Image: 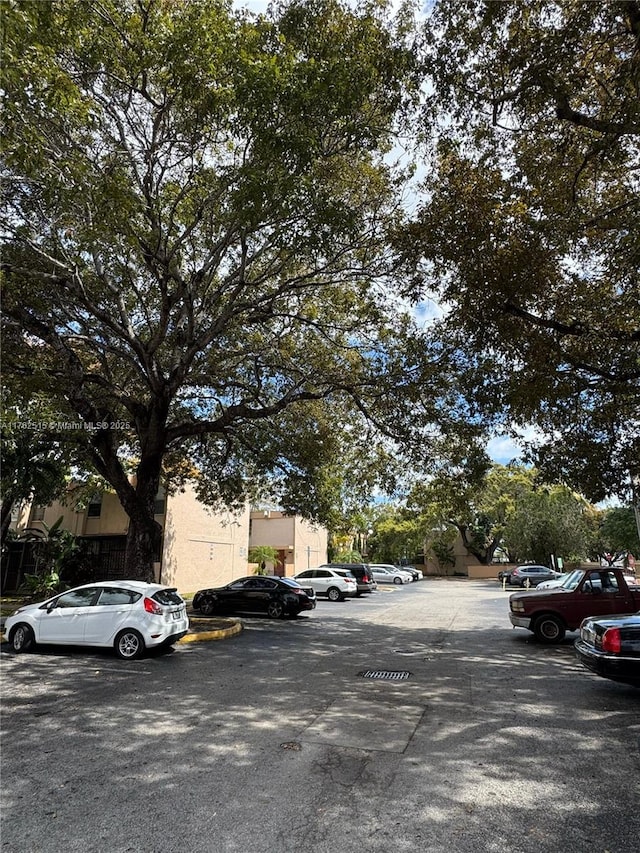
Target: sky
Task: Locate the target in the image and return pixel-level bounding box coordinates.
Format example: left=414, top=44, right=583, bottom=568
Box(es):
left=486, top=433, right=529, bottom=466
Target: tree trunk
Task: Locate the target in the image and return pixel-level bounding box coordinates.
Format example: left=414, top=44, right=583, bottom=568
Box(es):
left=124, top=513, right=163, bottom=583
left=1, top=497, right=15, bottom=545
left=457, top=524, right=492, bottom=565
left=114, top=451, right=165, bottom=583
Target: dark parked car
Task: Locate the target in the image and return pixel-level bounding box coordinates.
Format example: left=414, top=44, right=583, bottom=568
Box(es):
left=396, top=564, right=423, bottom=581
left=192, top=576, right=316, bottom=619
left=319, top=563, right=376, bottom=595
left=509, top=565, right=562, bottom=587
left=575, top=611, right=640, bottom=687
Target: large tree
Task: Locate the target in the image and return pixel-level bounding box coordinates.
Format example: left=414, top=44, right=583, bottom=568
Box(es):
left=594, top=505, right=640, bottom=564
left=501, top=483, right=595, bottom=566
left=405, top=463, right=533, bottom=565
left=405, top=463, right=595, bottom=567
left=401, top=0, right=640, bottom=508
left=1, top=0, right=438, bottom=579
left=0, top=418, right=69, bottom=544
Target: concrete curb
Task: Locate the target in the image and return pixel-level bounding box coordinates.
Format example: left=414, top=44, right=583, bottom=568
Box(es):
left=178, top=617, right=243, bottom=644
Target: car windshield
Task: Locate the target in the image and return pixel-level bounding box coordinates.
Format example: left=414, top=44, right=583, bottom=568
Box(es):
left=278, top=577, right=302, bottom=588
left=557, top=570, right=584, bottom=590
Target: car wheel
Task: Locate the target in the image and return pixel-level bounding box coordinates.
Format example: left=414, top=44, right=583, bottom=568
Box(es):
left=199, top=596, right=217, bottom=616
left=10, top=623, right=35, bottom=653
left=267, top=600, right=285, bottom=619
left=115, top=629, right=145, bottom=660
left=393, top=577, right=403, bottom=585
left=533, top=614, right=566, bottom=644
left=327, top=587, right=343, bottom=602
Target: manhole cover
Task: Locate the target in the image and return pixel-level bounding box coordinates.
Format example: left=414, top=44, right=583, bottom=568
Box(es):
left=359, top=670, right=411, bottom=681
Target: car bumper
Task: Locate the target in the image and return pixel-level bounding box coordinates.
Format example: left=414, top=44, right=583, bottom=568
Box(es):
left=145, top=615, right=190, bottom=647
left=574, top=640, right=640, bottom=685
left=509, top=613, right=532, bottom=630
left=158, top=629, right=189, bottom=646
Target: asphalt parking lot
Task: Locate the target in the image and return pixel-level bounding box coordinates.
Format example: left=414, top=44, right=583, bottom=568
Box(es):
left=1, top=578, right=638, bottom=853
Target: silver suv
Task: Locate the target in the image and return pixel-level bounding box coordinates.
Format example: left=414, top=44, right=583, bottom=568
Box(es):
left=293, top=568, right=358, bottom=601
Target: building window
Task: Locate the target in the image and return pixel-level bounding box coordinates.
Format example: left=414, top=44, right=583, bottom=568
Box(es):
left=31, top=505, right=45, bottom=522
left=154, top=487, right=166, bottom=516
left=87, top=496, right=102, bottom=518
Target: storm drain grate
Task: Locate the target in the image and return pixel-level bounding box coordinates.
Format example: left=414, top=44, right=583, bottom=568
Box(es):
left=359, top=670, right=411, bottom=681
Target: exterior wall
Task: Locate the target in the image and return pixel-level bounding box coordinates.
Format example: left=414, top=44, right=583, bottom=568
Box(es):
left=18, top=491, right=323, bottom=592
left=292, top=515, right=328, bottom=572
left=467, top=562, right=502, bottom=579
left=419, top=533, right=501, bottom=578
left=161, top=486, right=251, bottom=592
left=249, top=511, right=328, bottom=575
left=22, top=490, right=130, bottom=538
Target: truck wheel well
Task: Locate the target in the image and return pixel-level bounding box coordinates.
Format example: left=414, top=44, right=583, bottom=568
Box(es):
left=532, top=612, right=567, bottom=643
left=531, top=611, right=567, bottom=627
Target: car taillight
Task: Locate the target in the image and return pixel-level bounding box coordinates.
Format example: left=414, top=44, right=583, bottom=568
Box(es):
left=292, top=588, right=304, bottom=595
left=601, top=627, right=621, bottom=653
left=363, top=575, right=370, bottom=582
left=143, top=597, right=163, bottom=615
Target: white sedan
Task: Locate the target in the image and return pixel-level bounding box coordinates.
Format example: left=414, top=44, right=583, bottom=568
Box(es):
left=3, top=580, right=189, bottom=660
left=369, top=565, right=413, bottom=585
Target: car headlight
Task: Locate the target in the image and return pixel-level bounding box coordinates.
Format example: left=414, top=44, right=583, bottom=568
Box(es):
left=511, top=601, right=525, bottom=613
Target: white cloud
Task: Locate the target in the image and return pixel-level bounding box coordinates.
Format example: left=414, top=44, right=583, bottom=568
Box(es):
left=486, top=435, right=525, bottom=464
left=486, top=426, right=542, bottom=465
left=235, top=1, right=269, bottom=13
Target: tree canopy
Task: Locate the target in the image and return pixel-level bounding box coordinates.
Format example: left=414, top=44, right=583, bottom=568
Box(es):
left=1, top=0, right=450, bottom=578
left=400, top=0, right=640, bottom=505
left=403, top=463, right=597, bottom=567
left=595, top=505, right=640, bottom=564
left=5, top=0, right=637, bottom=581
left=0, top=412, right=70, bottom=544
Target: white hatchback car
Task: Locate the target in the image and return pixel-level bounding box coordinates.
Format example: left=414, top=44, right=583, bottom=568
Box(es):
left=369, top=565, right=413, bottom=585
left=293, top=568, right=358, bottom=601
left=4, top=581, right=189, bottom=660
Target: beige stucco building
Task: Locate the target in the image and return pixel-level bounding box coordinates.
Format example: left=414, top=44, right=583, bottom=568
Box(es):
left=161, top=486, right=250, bottom=591
left=16, top=485, right=250, bottom=592
left=14, top=489, right=327, bottom=592
left=248, top=509, right=328, bottom=575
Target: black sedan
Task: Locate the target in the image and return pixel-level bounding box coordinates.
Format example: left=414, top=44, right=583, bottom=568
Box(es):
left=192, top=576, right=316, bottom=619
left=575, top=611, right=640, bottom=687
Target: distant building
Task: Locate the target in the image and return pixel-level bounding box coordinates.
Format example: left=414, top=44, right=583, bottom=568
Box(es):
left=249, top=509, right=328, bottom=575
